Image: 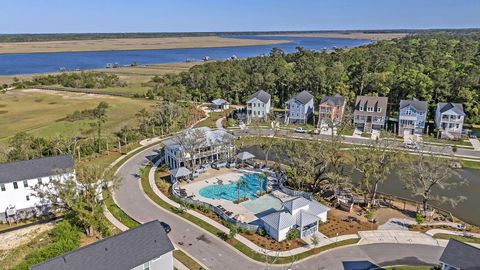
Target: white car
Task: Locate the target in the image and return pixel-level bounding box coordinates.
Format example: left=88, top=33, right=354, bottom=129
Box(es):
left=295, top=127, right=307, bottom=133
left=403, top=141, right=419, bottom=150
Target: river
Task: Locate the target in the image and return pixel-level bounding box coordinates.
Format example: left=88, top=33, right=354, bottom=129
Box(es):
left=0, top=35, right=371, bottom=75
left=243, top=145, right=480, bottom=226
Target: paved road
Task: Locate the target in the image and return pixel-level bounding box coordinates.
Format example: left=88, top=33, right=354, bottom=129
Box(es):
left=114, top=144, right=444, bottom=270
left=231, top=128, right=480, bottom=159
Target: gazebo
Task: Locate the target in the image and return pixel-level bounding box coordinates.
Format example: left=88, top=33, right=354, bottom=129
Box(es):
left=169, top=167, right=192, bottom=183
left=236, top=151, right=255, bottom=167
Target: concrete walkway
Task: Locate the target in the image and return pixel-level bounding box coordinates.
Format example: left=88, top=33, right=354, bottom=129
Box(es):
left=470, top=138, right=480, bottom=151
left=215, top=116, right=226, bottom=130
left=358, top=230, right=441, bottom=246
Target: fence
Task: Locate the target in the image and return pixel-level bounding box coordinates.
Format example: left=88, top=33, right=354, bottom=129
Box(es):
left=276, top=172, right=315, bottom=201
left=171, top=182, right=259, bottom=232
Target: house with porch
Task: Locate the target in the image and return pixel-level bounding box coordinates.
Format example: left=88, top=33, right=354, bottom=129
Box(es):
left=435, top=102, right=465, bottom=139
left=353, top=96, right=388, bottom=132
left=318, top=93, right=346, bottom=128
left=246, top=90, right=271, bottom=123
left=438, top=239, right=480, bottom=270
left=0, top=155, right=75, bottom=221
left=398, top=98, right=428, bottom=137
left=32, top=220, right=175, bottom=270
left=163, top=127, right=235, bottom=170
left=260, top=197, right=329, bottom=242
left=211, top=98, right=230, bottom=111
left=285, top=90, right=314, bottom=124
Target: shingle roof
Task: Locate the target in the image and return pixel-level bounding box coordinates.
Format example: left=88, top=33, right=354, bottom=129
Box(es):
left=247, top=90, right=271, bottom=104
left=212, top=98, right=230, bottom=106
left=261, top=211, right=296, bottom=230
left=400, top=98, right=428, bottom=112
left=320, top=93, right=345, bottom=107
left=32, top=220, right=175, bottom=270
left=289, top=91, right=314, bottom=105
left=439, top=239, right=480, bottom=269
left=438, top=102, right=465, bottom=116
left=0, top=155, right=74, bottom=184
left=354, top=96, right=388, bottom=116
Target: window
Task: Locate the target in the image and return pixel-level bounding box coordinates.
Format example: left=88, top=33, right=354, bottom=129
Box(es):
left=143, top=262, right=150, bottom=270
left=38, top=178, right=42, bottom=184
left=367, top=107, right=373, bottom=112
left=377, top=108, right=382, bottom=113
left=23, top=180, right=28, bottom=188
left=0, top=184, right=5, bottom=191
left=359, top=107, right=363, bottom=111
left=26, top=196, right=30, bottom=201
left=13, top=182, right=18, bottom=189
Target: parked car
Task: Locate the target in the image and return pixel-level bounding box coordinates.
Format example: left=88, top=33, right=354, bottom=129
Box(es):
left=159, top=221, right=171, bottom=233
left=403, top=141, right=419, bottom=150
left=469, top=133, right=477, bottom=139
left=295, top=127, right=307, bottom=133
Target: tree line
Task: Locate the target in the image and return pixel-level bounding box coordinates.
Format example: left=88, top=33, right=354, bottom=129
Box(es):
left=153, top=31, right=480, bottom=124
left=12, top=71, right=126, bottom=89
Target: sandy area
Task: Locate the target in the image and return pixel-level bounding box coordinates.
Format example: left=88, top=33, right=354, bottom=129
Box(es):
left=265, top=32, right=408, bottom=41
left=0, top=222, right=55, bottom=250
left=0, top=36, right=289, bottom=54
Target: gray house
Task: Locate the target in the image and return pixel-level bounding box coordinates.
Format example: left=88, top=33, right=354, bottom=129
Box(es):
left=435, top=102, right=465, bottom=139
left=211, top=98, right=230, bottom=111
left=353, top=96, right=388, bottom=132
left=32, top=220, right=175, bottom=270
left=398, top=98, right=428, bottom=137
left=246, top=90, right=271, bottom=122
left=285, top=90, right=314, bottom=124
left=439, top=239, right=480, bottom=270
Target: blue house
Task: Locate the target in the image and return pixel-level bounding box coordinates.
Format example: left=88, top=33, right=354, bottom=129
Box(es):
left=285, top=91, right=314, bottom=124
left=398, top=98, right=428, bottom=137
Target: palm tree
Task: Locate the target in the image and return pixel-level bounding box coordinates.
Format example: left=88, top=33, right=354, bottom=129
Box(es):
left=236, top=181, right=242, bottom=203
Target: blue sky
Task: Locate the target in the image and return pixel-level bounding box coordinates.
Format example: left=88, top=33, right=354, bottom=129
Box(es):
left=1, top=0, right=479, bottom=34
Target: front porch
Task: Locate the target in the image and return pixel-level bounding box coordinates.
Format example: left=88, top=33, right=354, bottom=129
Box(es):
left=301, top=221, right=319, bottom=238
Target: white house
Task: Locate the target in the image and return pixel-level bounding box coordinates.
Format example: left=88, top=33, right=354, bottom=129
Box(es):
left=246, top=90, right=271, bottom=123
left=438, top=239, right=480, bottom=270
left=260, top=197, right=329, bottom=242
left=285, top=90, right=314, bottom=124
left=32, top=220, right=175, bottom=270
left=435, top=102, right=465, bottom=139
left=0, top=155, right=75, bottom=221
left=398, top=98, right=428, bottom=137
left=211, top=98, right=230, bottom=111
left=163, top=127, right=235, bottom=170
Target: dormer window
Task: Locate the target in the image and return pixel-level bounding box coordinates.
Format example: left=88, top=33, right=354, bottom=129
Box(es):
left=359, top=107, right=364, bottom=111
left=377, top=108, right=381, bottom=112
left=367, top=107, right=374, bottom=112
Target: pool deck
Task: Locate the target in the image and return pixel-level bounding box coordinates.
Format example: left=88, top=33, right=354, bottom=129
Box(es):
left=180, top=168, right=289, bottom=223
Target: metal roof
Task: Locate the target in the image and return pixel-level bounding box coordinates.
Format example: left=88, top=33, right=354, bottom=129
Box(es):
left=288, top=90, right=314, bottom=105
left=170, top=167, right=192, bottom=178
left=32, top=220, right=175, bottom=270
left=261, top=211, right=296, bottom=230
left=0, top=155, right=74, bottom=184
left=237, top=151, right=255, bottom=161
left=212, top=98, right=230, bottom=106
left=439, top=239, right=480, bottom=269
left=400, top=98, right=428, bottom=111
left=247, top=90, right=271, bottom=104
left=163, top=127, right=234, bottom=151
left=438, top=102, right=465, bottom=116
left=320, top=93, right=345, bottom=107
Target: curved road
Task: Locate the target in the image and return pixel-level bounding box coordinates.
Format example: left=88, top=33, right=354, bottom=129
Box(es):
left=114, top=144, right=443, bottom=270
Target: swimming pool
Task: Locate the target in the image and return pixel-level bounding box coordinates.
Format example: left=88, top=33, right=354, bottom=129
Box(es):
left=199, top=173, right=266, bottom=201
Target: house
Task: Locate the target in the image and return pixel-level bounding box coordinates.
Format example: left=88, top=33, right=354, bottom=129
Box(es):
left=398, top=98, right=428, bottom=137
left=438, top=239, right=480, bottom=270
left=211, top=98, right=230, bottom=111
left=435, top=102, right=466, bottom=139
left=163, top=127, right=235, bottom=170
left=285, top=90, right=314, bottom=124
left=32, top=220, right=175, bottom=270
left=318, top=93, right=346, bottom=128
left=353, top=96, right=388, bottom=132
left=246, top=90, right=271, bottom=122
left=260, top=197, right=329, bottom=242
left=0, top=155, right=75, bottom=221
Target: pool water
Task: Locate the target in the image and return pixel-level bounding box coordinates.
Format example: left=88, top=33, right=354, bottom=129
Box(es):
left=199, top=173, right=267, bottom=201
left=241, top=194, right=283, bottom=215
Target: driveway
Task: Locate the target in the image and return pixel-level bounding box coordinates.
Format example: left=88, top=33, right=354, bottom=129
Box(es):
left=114, top=143, right=445, bottom=270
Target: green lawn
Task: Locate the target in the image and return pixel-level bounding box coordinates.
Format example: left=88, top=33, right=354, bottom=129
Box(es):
left=433, top=233, right=480, bottom=244
left=173, top=250, right=205, bottom=270
left=0, top=89, right=154, bottom=143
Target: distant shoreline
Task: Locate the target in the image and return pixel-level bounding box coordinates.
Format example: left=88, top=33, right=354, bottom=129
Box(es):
left=0, top=36, right=289, bottom=55
left=262, top=32, right=408, bottom=41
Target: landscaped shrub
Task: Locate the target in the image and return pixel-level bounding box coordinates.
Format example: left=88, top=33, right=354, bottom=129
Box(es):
left=257, top=227, right=266, bottom=236
left=286, top=228, right=300, bottom=240
left=12, top=220, right=81, bottom=270
left=416, top=212, right=425, bottom=224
